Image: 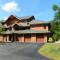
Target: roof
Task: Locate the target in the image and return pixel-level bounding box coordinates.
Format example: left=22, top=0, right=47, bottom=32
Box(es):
left=3, top=15, right=35, bottom=24
left=0, top=30, right=13, bottom=34
left=1, top=29, right=50, bottom=34
left=16, top=16, right=35, bottom=20
left=0, top=20, right=5, bottom=23
left=14, top=30, right=50, bottom=34
left=0, top=15, right=49, bottom=25
left=30, top=20, right=49, bottom=25
left=16, top=23, right=30, bottom=27
left=3, top=20, right=50, bottom=28
left=0, top=15, right=50, bottom=28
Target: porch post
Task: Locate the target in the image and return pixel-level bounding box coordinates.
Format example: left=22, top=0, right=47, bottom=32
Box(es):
left=14, top=34, right=16, bottom=42
left=23, top=34, right=25, bottom=42
left=44, top=34, right=47, bottom=42
left=7, top=35, right=10, bottom=42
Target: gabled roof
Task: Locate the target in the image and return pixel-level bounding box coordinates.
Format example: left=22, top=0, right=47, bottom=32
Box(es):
left=1, top=15, right=49, bottom=24
left=4, top=15, right=35, bottom=23
left=16, top=16, right=35, bottom=20
left=4, top=15, right=19, bottom=23
left=0, top=15, right=50, bottom=28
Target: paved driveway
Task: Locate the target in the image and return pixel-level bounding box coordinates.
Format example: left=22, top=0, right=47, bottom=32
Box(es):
left=0, top=43, right=51, bottom=60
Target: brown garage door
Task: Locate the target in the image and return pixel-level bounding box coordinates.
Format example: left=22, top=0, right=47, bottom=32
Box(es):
left=16, top=37, right=22, bottom=42
left=24, top=34, right=31, bottom=43
left=16, top=34, right=23, bottom=42
left=36, top=35, right=44, bottom=43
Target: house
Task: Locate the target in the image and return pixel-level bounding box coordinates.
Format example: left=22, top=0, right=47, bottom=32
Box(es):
left=0, top=15, right=51, bottom=43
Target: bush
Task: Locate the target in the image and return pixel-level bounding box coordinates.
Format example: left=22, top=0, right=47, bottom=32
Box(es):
left=48, top=37, right=54, bottom=43
left=0, top=27, right=5, bottom=32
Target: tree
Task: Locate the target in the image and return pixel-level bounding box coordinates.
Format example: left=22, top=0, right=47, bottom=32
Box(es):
left=0, top=28, right=5, bottom=32
left=52, top=4, right=59, bottom=11
left=52, top=4, right=60, bottom=20
left=0, top=22, right=5, bottom=33
left=50, top=4, right=60, bottom=41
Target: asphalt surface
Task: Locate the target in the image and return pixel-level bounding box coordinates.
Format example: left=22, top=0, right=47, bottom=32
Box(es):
left=0, top=43, right=51, bottom=60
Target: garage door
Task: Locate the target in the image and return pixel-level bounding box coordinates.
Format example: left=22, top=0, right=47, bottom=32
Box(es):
left=24, top=34, right=31, bottom=43
left=16, top=34, right=23, bottom=42
left=36, top=35, right=44, bottom=43
left=16, top=37, right=22, bottom=42
left=0, top=35, right=3, bottom=42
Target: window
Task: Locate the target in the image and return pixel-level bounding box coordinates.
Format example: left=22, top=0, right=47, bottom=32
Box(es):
left=44, top=25, right=46, bottom=29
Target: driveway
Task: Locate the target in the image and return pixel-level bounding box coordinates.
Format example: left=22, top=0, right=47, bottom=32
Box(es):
left=0, top=43, right=51, bottom=60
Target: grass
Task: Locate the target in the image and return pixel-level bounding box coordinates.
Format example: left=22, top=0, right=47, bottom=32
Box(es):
left=38, top=43, right=60, bottom=60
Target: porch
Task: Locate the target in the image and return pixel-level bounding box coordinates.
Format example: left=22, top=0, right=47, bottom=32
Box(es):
left=0, top=33, right=48, bottom=43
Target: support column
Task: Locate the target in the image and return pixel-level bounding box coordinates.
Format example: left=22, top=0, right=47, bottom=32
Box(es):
left=7, top=35, right=10, bottom=42
left=14, top=34, right=16, bottom=42
left=44, top=35, right=47, bottom=42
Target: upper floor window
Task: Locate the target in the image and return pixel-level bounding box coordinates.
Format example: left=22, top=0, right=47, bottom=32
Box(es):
left=44, top=25, right=46, bottom=29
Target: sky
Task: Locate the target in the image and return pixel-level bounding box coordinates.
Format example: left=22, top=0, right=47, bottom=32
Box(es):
left=0, top=0, right=60, bottom=21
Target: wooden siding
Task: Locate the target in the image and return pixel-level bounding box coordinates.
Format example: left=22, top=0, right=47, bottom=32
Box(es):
left=31, top=25, right=48, bottom=30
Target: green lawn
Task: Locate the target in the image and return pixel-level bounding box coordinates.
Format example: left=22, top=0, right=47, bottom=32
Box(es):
left=38, top=43, right=60, bottom=60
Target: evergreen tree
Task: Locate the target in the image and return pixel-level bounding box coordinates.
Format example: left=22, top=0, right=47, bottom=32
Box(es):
left=51, top=4, right=60, bottom=41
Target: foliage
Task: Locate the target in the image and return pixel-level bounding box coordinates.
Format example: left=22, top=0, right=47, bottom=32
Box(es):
left=52, top=4, right=59, bottom=11
left=48, top=37, right=54, bottom=43
left=38, top=43, right=60, bottom=60
left=0, top=27, right=5, bottom=32
left=50, top=4, right=60, bottom=41
left=52, top=4, right=60, bottom=20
